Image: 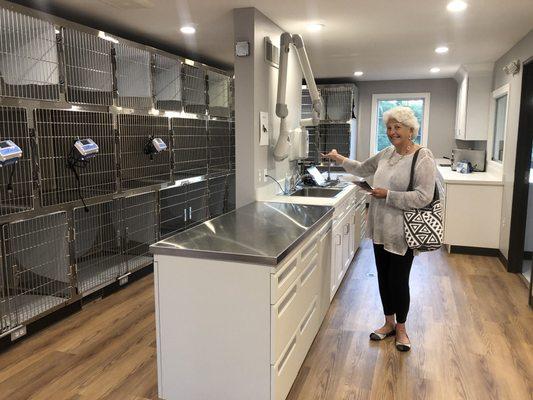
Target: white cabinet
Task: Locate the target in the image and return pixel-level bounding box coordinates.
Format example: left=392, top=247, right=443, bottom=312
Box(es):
left=455, top=66, right=493, bottom=141
left=443, top=183, right=503, bottom=248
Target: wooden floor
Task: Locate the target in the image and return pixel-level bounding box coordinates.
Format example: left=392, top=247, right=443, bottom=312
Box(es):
left=1, top=241, right=532, bottom=400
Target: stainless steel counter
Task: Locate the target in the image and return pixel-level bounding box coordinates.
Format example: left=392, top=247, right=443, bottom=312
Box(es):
left=150, top=201, right=333, bottom=265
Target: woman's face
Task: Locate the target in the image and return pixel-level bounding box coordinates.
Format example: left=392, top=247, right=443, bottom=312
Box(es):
left=386, top=119, right=414, bottom=147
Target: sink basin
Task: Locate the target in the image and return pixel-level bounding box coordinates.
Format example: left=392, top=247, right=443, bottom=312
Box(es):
left=289, top=187, right=343, bottom=198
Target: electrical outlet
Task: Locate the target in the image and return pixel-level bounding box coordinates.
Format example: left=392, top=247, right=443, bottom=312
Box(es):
left=263, top=169, right=268, bottom=182
left=258, top=169, right=263, bottom=182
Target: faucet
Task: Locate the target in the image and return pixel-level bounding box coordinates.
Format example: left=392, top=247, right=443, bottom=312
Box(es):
left=265, top=174, right=288, bottom=195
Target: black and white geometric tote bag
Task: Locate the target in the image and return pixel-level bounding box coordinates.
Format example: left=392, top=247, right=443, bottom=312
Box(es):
left=403, top=149, right=443, bottom=251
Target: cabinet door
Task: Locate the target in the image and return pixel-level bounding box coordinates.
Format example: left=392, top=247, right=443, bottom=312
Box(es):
left=342, top=219, right=350, bottom=273
left=317, top=226, right=332, bottom=319
left=330, top=228, right=343, bottom=300
left=187, top=180, right=209, bottom=227
left=455, top=75, right=468, bottom=140
left=159, top=185, right=188, bottom=238
left=349, top=208, right=356, bottom=259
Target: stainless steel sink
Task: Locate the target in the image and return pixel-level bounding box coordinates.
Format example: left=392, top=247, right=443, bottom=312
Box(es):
left=289, top=187, right=343, bottom=198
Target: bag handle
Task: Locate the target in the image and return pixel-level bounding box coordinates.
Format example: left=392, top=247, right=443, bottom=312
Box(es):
left=407, top=148, right=439, bottom=201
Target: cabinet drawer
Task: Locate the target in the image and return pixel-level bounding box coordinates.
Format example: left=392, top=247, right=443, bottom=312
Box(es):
left=271, top=252, right=299, bottom=304
left=271, top=253, right=319, bottom=363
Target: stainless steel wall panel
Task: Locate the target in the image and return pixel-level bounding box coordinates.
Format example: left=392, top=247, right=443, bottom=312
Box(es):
left=153, top=54, right=182, bottom=112
left=0, top=106, right=34, bottom=218
left=63, top=28, right=113, bottom=106
left=171, top=117, right=207, bottom=179
left=3, top=212, right=70, bottom=325
left=0, top=6, right=60, bottom=101
left=35, top=109, right=116, bottom=207
left=118, top=114, right=171, bottom=190
left=73, top=199, right=122, bottom=295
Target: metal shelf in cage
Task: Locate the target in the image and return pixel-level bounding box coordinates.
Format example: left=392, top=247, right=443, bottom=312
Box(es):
left=63, top=28, right=114, bottom=105
left=123, top=191, right=157, bottom=273
left=34, top=109, right=116, bottom=208
left=1, top=212, right=71, bottom=327
left=115, top=43, right=153, bottom=109
left=0, top=6, right=60, bottom=101
left=118, top=114, right=171, bottom=190
left=182, top=64, right=206, bottom=114
left=171, top=117, right=207, bottom=179
left=0, top=106, right=34, bottom=218
left=208, top=119, right=232, bottom=177
left=207, top=71, right=231, bottom=118
left=153, top=54, right=182, bottom=111
left=73, top=199, right=123, bottom=295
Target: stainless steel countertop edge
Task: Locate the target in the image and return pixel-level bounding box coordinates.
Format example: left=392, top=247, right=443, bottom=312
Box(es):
left=150, top=205, right=334, bottom=266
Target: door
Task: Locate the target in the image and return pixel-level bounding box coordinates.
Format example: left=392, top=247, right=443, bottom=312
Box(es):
left=330, top=224, right=342, bottom=300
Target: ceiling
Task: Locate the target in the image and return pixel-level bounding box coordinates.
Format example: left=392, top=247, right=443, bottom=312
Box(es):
left=10, top=0, right=533, bottom=80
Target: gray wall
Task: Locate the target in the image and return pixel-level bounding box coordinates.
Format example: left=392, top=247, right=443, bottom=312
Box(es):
left=234, top=8, right=302, bottom=207
left=491, top=29, right=533, bottom=259
left=356, top=78, right=457, bottom=160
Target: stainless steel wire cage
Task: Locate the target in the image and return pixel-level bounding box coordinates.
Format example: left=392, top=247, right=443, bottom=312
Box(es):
left=208, top=175, right=228, bottom=219
left=115, top=43, right=152, bottom=109
left=123, top=191, right=156, bottom=273
left=73, top=199, right=122, bottom=295
left=153, top=53, right=182, bottom=112
left=171, top=117, right=207, bottom=179
left=187, top=180, right=208, bottom=227
left=182, top=64, right=206, bottom=114
left=159, top=183, right=187, bottom=238
left=0, top=251, right=9, bottom=334
left=305, top=125, right=320, bottom=164
left=35, top=109, right=116, bottom=207
left=227, top=173, right=235, bottom=212
left=208, top=119, right=232, bottom=178
left=63, top=28, right=114, bottom=106
left=0, top=106, right=34, bottom=218
left=118, top=114, right=171, bottom=190
left=2, top=211, right=71, bottom=327
left=319, top=123, right=351, bottom=156
left=323, top=85, right=355, bottom=122
left=207, top=70, right=230, bottom=118
left=0, top=6, right=60, bottom=101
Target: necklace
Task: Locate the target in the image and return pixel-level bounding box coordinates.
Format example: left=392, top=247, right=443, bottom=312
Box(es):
left=387, top=143, right=413, bottom=166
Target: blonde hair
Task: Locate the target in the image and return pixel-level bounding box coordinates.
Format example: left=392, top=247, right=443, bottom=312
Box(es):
left=383, top=106, right=420, bottom=138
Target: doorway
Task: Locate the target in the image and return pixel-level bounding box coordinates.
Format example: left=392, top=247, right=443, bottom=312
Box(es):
left=508, top=59, right=533, bottom=306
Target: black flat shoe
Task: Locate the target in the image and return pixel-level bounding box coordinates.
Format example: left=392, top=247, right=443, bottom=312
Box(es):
left=395, top=335, right=411, bottom=352
left=369, top=329, right=396, bottom=341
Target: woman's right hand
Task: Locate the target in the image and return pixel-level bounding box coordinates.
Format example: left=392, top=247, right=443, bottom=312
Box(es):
left=321, top=149, right=345, bottom=164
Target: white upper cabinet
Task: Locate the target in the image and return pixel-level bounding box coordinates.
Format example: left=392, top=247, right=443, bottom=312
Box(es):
left=455, top=65, right=493, bottom=141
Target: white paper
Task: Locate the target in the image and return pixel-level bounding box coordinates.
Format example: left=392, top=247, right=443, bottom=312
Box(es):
left=259, top=111, right=269, bottom=146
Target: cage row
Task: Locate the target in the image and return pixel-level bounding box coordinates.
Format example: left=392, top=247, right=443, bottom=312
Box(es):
left=0, top=5, right=233, bottom=116
left=0, top=106, right=235, bottom=219
left=0, top=174, right=235, bottom=336
left=305, top=123, right=352, bottom=164
left=302, top=84, right=357, bottom=123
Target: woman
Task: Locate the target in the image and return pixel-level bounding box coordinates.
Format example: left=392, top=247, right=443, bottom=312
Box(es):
left=322, top=106, right=437, bottom=352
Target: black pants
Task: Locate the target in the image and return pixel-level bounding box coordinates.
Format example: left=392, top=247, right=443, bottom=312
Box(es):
left=372, top=243, right=414, bottom=324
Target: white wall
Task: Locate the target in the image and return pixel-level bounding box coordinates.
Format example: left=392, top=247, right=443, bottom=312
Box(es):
left=491, top=29, right=533, bottom=259
left=356, top=79, right=457, bottom=160
left=234, top=8, right=302, bottom=207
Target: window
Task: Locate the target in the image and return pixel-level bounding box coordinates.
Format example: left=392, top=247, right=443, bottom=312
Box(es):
left=488, top=84, right=510, bottom=165
left=370, top=93, right=430, bottom=154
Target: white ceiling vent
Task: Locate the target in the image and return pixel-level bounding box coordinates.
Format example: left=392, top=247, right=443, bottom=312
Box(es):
left=97, top=0, right=155, bottom=9
left=264, top=37, right=279, bottom=68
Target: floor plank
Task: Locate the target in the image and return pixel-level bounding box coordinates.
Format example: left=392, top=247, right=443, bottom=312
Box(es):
left=1, top=240, right=531, bottom=400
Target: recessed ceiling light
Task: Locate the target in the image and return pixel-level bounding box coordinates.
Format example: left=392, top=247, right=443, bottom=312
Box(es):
left=307, top=23, right=324, bottom=32
left=180, top=26, right=196, bottom=34
left=353, top=71, right=364, bottom=77
left=447, top=1, right=467, bottom=12
left=430, top=67, right=441, bottom=73
left=435, top=46, right=449, bottom=54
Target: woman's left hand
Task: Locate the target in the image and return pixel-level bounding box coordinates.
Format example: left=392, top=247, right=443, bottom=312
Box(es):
left=371, top=188, right=388, bottom=199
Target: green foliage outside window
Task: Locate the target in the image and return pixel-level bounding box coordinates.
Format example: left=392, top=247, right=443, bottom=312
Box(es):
left=375, top=99, right=425, bottom=152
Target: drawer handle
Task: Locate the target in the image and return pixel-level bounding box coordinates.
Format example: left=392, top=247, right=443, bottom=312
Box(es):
left=277, top=284, right=297, bottom=316
left=277, top=334, right=297, bottom=374
left=300, top=298, right=317, bottom=334
left=277, top=257, right=298, bottom=286
left=301, top=240, right=317, bottom=260
left=300, top=257, right=318, bottom=285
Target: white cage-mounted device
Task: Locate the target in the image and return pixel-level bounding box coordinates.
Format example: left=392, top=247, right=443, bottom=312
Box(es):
left=73, top=138, right=99, bottom=161
left=144, top=137, right=168, bottom=159
left=0, top=140, right=23, bottom=167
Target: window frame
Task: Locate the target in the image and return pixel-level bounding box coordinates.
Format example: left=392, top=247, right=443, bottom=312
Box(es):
left=486, top=83, right=510, bottom=170
left=370, top=92, right=431, bottom=155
